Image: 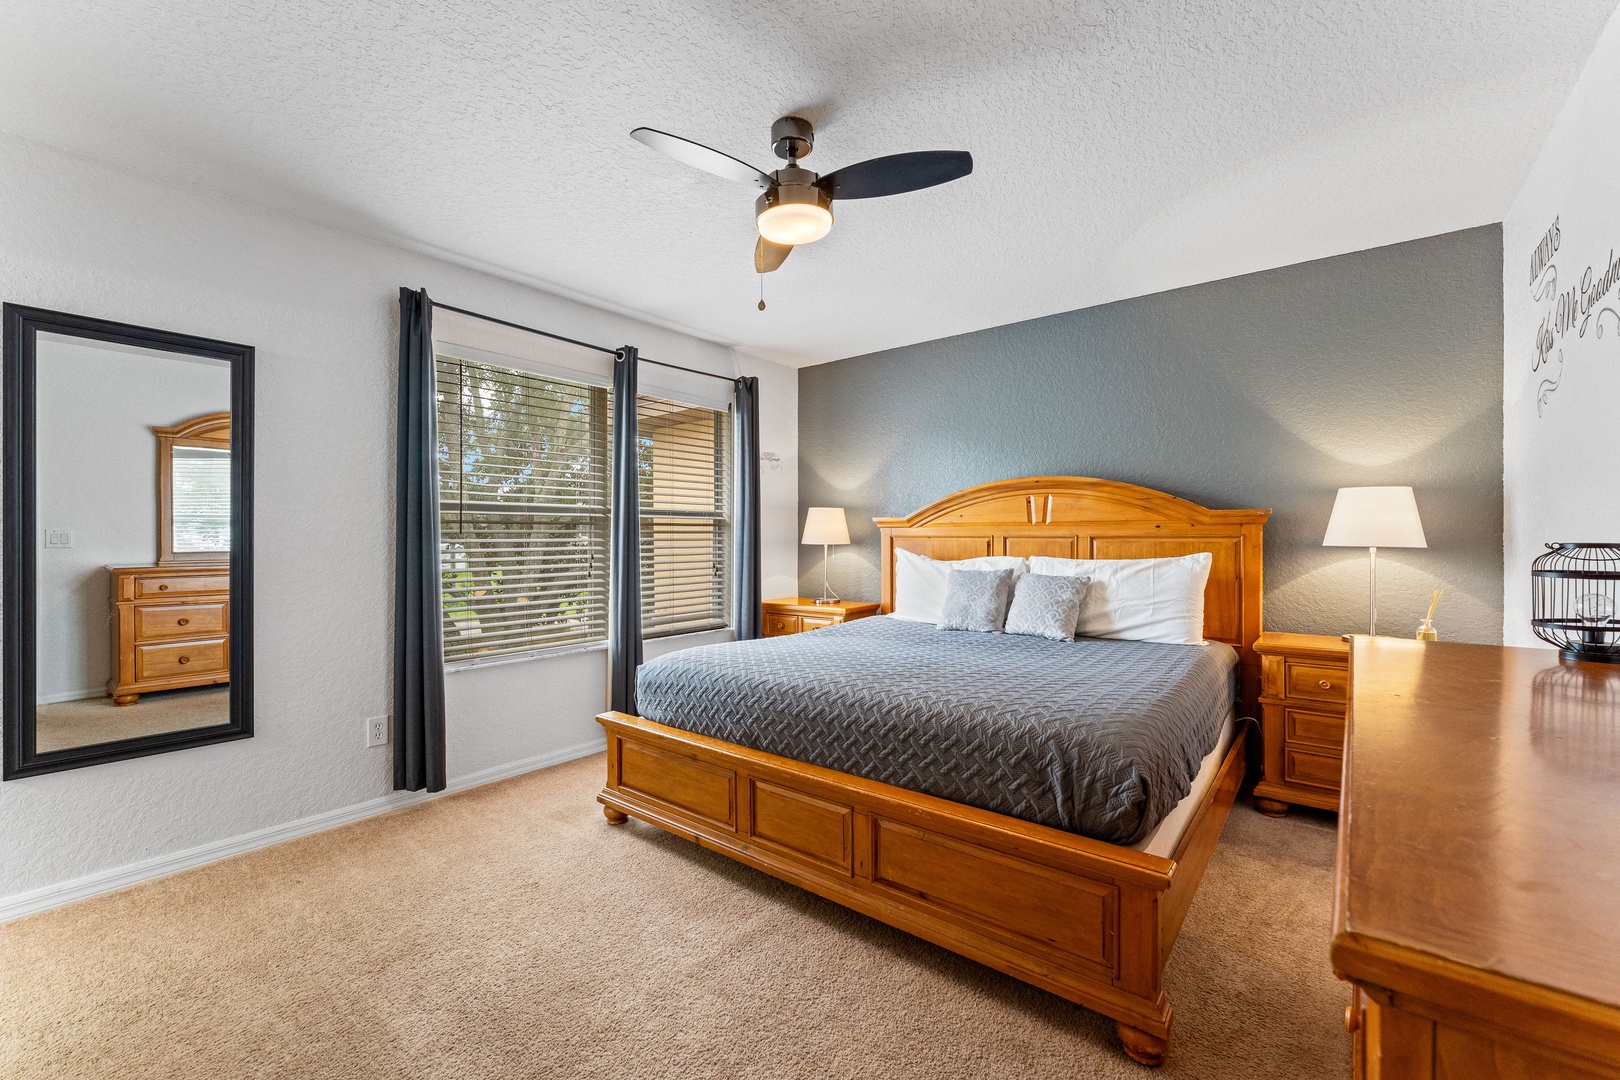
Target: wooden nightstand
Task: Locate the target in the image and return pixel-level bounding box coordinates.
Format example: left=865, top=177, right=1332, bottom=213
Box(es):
left=1253, top=632, right=1350, bottom=816
left=761, top=597, right=881, bottom=637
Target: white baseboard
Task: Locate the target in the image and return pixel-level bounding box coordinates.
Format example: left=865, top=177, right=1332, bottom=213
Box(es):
left=0, top=737, right=606, bottom=923
left=38, top=687, right=109, bottom=704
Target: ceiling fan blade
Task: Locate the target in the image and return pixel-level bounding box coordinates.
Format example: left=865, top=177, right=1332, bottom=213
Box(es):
left=630, top=127, right=770, bottom=188
left=755, top=236, right=793, bottom=273
left=818, top=150, right=973, bottom=200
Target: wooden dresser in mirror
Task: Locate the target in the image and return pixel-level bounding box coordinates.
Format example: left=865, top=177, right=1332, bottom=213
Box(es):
left=107, top=413, right=231, bottom=705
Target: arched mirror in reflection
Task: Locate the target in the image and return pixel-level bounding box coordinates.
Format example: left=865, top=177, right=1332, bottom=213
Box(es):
left=4, top=305, right=253, bottom=778
left=158, top=412, right=232, bottom=565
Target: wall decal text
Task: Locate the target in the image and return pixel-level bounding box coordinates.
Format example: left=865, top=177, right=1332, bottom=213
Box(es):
left=1530, top=216, right=1619, bottom=416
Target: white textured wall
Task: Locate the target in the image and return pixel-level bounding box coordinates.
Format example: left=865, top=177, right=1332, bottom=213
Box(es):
left=0, top=133, right=797, bottom=904
left=36, top=339, right=231, bottom=701
left=1503, top=6, right=1620, bottom=646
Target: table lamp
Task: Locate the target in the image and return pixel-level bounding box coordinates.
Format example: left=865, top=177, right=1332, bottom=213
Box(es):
left=801, top=507, right=850, bottom=605
left=1323, top=486, right=1427, bottom=636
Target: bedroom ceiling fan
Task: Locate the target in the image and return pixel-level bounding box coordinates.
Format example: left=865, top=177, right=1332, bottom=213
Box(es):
left=630, top=116, right=972, bottom=274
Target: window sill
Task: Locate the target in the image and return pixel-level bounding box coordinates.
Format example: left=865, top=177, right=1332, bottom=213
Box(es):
left=443, top=640, right=607, bottom=674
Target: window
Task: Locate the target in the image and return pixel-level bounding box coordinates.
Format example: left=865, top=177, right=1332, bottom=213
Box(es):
left=637, top=395, right=732, bottom=638
left=437, top=356, right=610, bottom=663
left=170, top=445, right=231, bottom=551
left=436, top=352, right=732, bottom=665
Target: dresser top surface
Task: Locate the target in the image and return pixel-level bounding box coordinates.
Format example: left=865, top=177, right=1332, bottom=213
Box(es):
left=1338, top=637, right=1620, bottom=1008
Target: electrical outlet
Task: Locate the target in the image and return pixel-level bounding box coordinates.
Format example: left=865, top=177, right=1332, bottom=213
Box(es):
left=365, top=715, right=389, bottom=748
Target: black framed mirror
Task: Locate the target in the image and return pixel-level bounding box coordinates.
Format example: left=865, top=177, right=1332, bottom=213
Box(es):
left=3, top=305, right=254, bottom=779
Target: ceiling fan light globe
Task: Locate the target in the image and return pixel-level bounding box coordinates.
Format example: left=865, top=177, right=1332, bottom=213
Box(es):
left=757, top=202, right=832, bottom=246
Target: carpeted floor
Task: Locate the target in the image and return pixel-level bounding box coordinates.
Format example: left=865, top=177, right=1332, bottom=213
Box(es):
left=35, top=685, right=229, bottom=751
left=0, top=753, right=1348, bottom=1078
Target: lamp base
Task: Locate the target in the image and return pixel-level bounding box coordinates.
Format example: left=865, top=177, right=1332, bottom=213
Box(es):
left=814, top=543, right=840, bottom=606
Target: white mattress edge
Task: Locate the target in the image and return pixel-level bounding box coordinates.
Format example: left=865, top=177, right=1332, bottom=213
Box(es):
left=1130, top=710, right=1236, bottom=859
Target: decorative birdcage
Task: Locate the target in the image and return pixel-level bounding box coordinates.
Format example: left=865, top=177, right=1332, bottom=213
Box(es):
left=1531, top=543, right=1620, bottom=663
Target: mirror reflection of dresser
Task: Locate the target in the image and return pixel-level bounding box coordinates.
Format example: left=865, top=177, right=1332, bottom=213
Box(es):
left=107, top=413, right=232, bottom=707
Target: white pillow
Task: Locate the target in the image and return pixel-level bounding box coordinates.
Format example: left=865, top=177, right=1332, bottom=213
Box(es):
left=1027, top=553, right=1213, bottom=645
left=892, top=549, right=1027, bottom=623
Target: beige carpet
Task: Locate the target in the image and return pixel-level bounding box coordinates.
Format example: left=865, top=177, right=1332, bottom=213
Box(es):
left=35, top=685, right=229, bottom=752
left=0, top=754, right=1348, bottom=1078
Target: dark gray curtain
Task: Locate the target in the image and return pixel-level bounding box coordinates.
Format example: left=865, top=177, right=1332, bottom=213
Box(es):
left=732, top=376, right=763, bottom=640
left=609, top=347, right=643, bottom=714
left=394, top=288, right=447, bottom=792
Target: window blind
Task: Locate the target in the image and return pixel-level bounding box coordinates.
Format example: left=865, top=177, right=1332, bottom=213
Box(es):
left=436, top=352, right=733, bottom=664
left=636, top=395, right=732, bottom=639
left=437, top=356, right=611, bottom=663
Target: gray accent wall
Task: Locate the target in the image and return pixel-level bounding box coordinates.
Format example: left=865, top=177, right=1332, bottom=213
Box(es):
left=799, top=226, right=1505, bottom=643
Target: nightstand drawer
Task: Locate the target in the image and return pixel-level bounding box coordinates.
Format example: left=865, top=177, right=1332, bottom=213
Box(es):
left=761, top=599, right=881, bottom=638
left=1285, top=747, right=1343, bottom=791
left=1286, top=661, right=1348, bottom=705
left=1285, top=707, right=1346, bottom=750
left=764, top=613, right=801, bottom=637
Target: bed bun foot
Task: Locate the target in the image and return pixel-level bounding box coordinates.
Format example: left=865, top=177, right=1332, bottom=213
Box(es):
left=1116, top=1022, right=1168, bottom=1066
left=602, top=805, right=629, bottom=825
left=1254, top=797, right=1290, bottom=818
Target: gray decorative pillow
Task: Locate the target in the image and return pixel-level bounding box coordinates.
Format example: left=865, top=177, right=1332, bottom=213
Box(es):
left=937, top=568, right=1018, bottom=633
left=1004, top=572, right=1090, bottom=641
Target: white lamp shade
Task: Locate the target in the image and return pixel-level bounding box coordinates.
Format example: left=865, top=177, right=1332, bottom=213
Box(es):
left=801, top=506, right=850, bottom=546
left=1322, top=487, right=1427, bottom=549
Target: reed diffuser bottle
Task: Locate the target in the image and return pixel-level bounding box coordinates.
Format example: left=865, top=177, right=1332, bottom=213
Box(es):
left=1416, top=589, right=1441, bottom=641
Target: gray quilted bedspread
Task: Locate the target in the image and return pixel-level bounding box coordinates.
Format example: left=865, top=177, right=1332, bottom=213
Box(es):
left=634, top=616, right=1236, bottom=843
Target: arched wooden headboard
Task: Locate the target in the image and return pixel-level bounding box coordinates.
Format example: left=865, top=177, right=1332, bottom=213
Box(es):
left=875, top=476, right=1271, bottom=714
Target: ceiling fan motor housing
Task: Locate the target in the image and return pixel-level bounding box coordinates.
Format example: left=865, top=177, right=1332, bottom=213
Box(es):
left=771, top=115, right=814, bottom=161
left=756, top=168, right=831, bottom=217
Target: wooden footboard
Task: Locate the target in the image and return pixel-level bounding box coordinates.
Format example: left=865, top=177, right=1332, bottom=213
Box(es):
left=596, top=711, right=1248, bottom=1066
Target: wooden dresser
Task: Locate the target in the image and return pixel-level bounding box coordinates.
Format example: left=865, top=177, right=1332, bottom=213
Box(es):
left=107, top=564, right=231, bottom=705
left=1335, top=638, right=1620, bottom=1079
left=1254, top=631, right=1350, bottom=815
left=761, top=597, right=880, bottom=637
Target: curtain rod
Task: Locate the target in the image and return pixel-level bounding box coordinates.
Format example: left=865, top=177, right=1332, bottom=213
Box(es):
left=430, top=300, right=616, bottom=356
left=430, top=300, right=737, bottom=384
left=637, top=356, right=737, bottom=383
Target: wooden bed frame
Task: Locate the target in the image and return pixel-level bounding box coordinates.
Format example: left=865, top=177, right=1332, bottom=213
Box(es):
left=596, top=477, right=1270, bottom=1065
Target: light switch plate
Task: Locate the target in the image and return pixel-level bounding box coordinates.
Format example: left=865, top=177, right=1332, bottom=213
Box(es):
left=44, top=529, right=72, bottom=549
left=365, top=715, right=389, bottom=748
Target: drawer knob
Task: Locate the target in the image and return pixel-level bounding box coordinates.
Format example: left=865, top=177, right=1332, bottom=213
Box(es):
left=158, top=584, right=169, bottom=591
left=1318, top=679, right=1332, bottom=690
left=178, top=618, right=190, bottom=626
left=177, top=655, right=190, bottom=665
left=1344, top=1004, right=1361, bottom=1033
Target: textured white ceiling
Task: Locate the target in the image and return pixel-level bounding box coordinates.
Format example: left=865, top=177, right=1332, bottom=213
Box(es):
left=0, top=0, right=1613, bottom=366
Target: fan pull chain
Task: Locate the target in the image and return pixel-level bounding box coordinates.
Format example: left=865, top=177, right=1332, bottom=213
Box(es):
left=758, top=274, right=766, bottom=311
